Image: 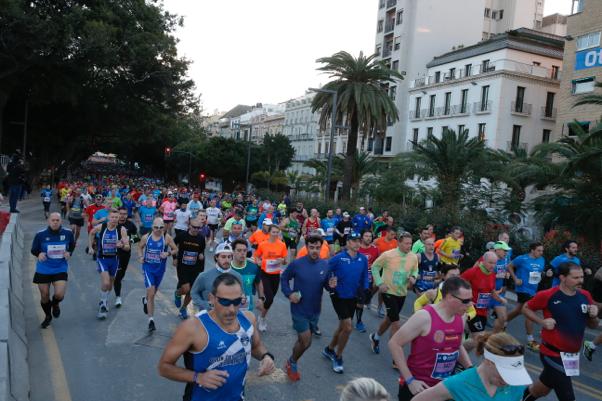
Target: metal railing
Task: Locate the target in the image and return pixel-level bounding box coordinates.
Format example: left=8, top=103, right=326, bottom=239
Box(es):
left=452, top=104, right=470, bottom=115
left=474, top=101, right=493, bottom=114
left=385, top=21, right=395, bottom=33
left=387, top=0, right=397, bottom=8
left=511, top=102, right=532, bottom=116
left=383, top=48, right=392, bottom=58
left=506, top=141, right=528, bottom=152
left=409, top=110, right=422, bottom=120
left=540, top=106, right=557, bottom=120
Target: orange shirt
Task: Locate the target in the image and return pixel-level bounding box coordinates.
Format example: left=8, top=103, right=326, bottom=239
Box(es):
left=255, top=239, right=288, bottom=274
left=249, top=230, right=270, bottom=247
left=374, top=237, right=398, bottom=254
left=434, top=238, right=445, bottom=252
left=296, top=241, right=330, bottom=259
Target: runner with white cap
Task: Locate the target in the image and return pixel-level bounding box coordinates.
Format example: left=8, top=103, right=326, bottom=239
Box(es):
left=410, top=332, right=531, bottom=401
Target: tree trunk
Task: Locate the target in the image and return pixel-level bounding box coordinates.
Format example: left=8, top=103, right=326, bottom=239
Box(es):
left=341, top=111, right=359, bottom=200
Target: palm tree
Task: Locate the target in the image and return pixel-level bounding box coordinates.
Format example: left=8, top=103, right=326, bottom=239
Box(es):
left=573, top=81, right=602, bottom=107
left=399, top=128, right=492, bottom=216
left=335, top=151, right=381, bottom=196
left=311, top=51, right=403, bottom=200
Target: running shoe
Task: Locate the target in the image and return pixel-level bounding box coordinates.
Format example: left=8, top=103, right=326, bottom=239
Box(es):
left=51, top=302, right=61, bottom=318
left=369, top=333, right=380, bottom=354
left=174, top=290, right=182, bottom=309
left=310, top=324, right=322, bottom=337
left=527, top=340, right=540, bottom=352
left=148, top=319, right=156, bottom=332
left=583, top=341, right=596, bottom=362
left=97, top=303, right=108, bottom=320
left=258, top=316, right=267, bottom=332
left=377, top=305, right=385, bottom=318
left=332, top=356, right=344, bottom=374
left=321, top=346, right=336, bottom=361
left=179, top=307, right=189, bottom=320
left=355, top=321, right=366, bottom=333
left=115, top=296, right=122, bottom=308
left=285, top=359, right=301, bottom=381
left=142, top=296, right=148, bottom=315
left=40, top=316, right=52, bottom=329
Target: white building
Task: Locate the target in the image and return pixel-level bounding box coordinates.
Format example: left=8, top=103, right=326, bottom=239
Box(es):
left=282, top=93, right=321, bottom=174
left=232, top=103, right=285, bottom=143
left=407, top=28, right=564, bottom=153
left=373, top=0, right=547, bottom=156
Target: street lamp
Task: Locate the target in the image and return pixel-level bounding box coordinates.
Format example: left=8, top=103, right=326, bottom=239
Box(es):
left=308, top=87, right=337, bottom=201
left=166, top=149, right=199, bottom=183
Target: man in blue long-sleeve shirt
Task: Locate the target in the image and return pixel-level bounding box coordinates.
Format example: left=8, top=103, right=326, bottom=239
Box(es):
left=352, top=206, right=372, bottom=235
left=322, top=232, right=369, bottom=374
left=281, top=235, right=333, bottom=381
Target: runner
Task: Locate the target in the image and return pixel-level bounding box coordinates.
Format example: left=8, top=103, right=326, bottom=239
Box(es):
left=437, top=226, right=463, bottom=265
left=374, top=226, right=398, bottom=254
left=296, top=228, right=330, bottom=259
left=356, top=230, right=380, bottom=332
left=506, top=242, right=546, bottom=351
left=302, top=208, right=320, bottom=238
left=411, top=227, right=431, bottom=254
left=40, top=184, right=52, bottom=219
left=321, top=209, right=337, bottom=255
left=281, top=235, right=334, bottom=381
left=66, top=187, right=87, bottom=243
left=30, top=213, right=76, bottom=328
left=158, top=273, right=275, bottom=401
left=522, top=262, right=599, bottom=401
left=414, top=237, right=440, bottom=295
left=334, top=212, right=353, bottom=251
left=87, top=209, right=130, bottom=320
left=222, top=208, right=245, bottom=239
left=114, top=207, right=139, bottom=308
left=230, top=239, right=263, bottom=313
left=389, top=276, right=473, bottom=400
left=369, top=232, right=418, bottom=355
left=352, top=206, right=372, bottom=235
left=249, top=218, right=271, bottom=251
left=159, top=191, right=177, bottom=235
left=186, top=192, right=203, bottom=219
left=254, top=224, right=287, bottom=332
left=244, top=198, right=259, bottom=232
left=322, top=232, right=369, bottom=373
left=173, top=216, right=206, bottom=319
left=583, top=267, right=602, bottom=361
left=490, top=241, right=511, bottom=333
left=280, top=212, right=300, bottom=262
left=174, top=200, right=192, bottom=238
left=138, top=217, right=178, bottom=331
left=190, top=243, right=242, bottom=311
left=549, top=240, right=584, bottom=287
left=138, top=199, right=158, bottom=236
left=205, top=198, right=223, bottom=252
left=411, top=332, right=531, bottom=401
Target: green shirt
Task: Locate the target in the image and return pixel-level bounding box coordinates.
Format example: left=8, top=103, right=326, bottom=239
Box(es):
left=411, top=239, right=425, bottom=254
left=231, top=260, right=260, bottom=311
left=282, top=218, right=299, bottom=240
left=372, top=248, right=419, bottom=297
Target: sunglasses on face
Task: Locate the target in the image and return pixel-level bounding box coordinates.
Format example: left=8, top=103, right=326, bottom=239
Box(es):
left=190, top=225, right=201, bottom=229
left=216, top=296, right=243, bottom=307
left=499, top=344, right=525, bottom=355
left=451, top=294, right=473, bottom=304
left=153, top=226, right=164, bottom=230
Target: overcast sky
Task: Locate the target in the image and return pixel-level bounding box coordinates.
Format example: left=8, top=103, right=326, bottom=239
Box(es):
left=162, top=0, right=573, bottom=114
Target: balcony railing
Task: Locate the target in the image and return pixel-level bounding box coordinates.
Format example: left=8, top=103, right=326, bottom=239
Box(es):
left=383, top=48, right=392, bottom=58
left=386, top=0, right=397, bottom=8
left=511, top=102, right=532, bottom=116
left=506, top=141, right=528, bottom=152
left=409, top=110, right=422, bottom=121
left=379, top=0, right=385, bottom=9
left=425, top=108, right=437, bottom=119
left=474, top=101, right=493, bottom=114
left=452, top=104, right=470, bottom=116
left=540, top=106, right=557, bottom=120
left=385, top=21, right=395, bottom=33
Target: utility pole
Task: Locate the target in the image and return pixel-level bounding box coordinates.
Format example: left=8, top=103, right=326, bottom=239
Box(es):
left=245, top=124, right=252, bottom=193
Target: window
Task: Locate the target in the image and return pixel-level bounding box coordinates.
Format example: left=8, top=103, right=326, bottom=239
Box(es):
left=515, top=86, right=525, bottom=112
left=576, top=32, right=600, bottom=50
left=379, top=0, right=385, bottom=9
left=492, top=10, right=498, bottom=19
left=367, top=138, right=374, bottom=151
left=568, top=121, right=589, bottom=136
left=375, top=45, right=382, bottom=56
left=317, top=142, right=321, bottom=154
left=412, top=128, right=419, bottom=144
left=427, top=127, right=433, bottom=136
left=385, top=136, right=392, bottom=152
left=532, top=61, right=541, bottom=66
left=377, top=20, right=384, bottom=32
left=478, top=123, right=486, bottom=141
left=390, top=86, right=397, bottom=100
left=435, top=71, right=441, bottom=83
left=465, top=64, right=472, bottom=77
left=394, top=37, right=401, bottom=50
left=480, top=85, right=490, bottom=110
left=442, top=126, right=449, bottom=134
left=392, top=60, right=399, bottom=71
left=444, top=92, right=452, bottom=115
left=448, top=68, right=456, bottom=79
left=396, top=10, right=403, bottom=25
left=460, top=89, right=469, bottom=113
left=458, top=124, right=465, bottom=134
left=542, top=129, right=551, bottom=143
left=551, top=65, right=560, bottom=80
left=484, top=8, right=491, bottom=17
left=429, top=95, right=436, bottom=117
left=414, top=97, right=422, bottom=118
left=572, top=77, right=595, bottom=94
left=545, top=92, right=555, bottom=117
left=498, top=9, right=504, bottom=19
left=511, top=125, right=522, bottom=149
left=482, top=59, right=491, bottom=72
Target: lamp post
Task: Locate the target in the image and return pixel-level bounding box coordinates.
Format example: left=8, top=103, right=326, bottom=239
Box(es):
left=309, top=87, right=337, bottom=201
left=168, top=150, right=199, bottom=183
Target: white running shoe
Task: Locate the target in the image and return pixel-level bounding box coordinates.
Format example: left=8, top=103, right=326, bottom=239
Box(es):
left=115, top=296, right=122, bottom=308
left=258, top=316, right=267, bottom=332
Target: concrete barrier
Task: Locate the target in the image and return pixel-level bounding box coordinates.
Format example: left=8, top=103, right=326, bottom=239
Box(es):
left=0, top=214, right=29, bottom=401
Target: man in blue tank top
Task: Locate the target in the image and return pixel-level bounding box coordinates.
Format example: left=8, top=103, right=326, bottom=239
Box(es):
left=88, top=209, right=130, bottom=320
left=158, top=273, right=275, bottom=401
left=138, top=217, right=178, bottom=332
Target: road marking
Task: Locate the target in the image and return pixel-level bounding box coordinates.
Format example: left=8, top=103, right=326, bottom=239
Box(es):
left=28, top=256, right=73, bottom=401
left=525, top=362, right=602, bottom=399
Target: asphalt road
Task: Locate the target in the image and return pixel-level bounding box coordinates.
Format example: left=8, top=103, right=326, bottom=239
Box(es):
left=14, top=198, right=602, bottom=401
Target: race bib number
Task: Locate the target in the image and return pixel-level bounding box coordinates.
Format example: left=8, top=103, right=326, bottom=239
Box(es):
left=528, top=271, right=541, bottom=285
left=102, top=238, right=117, bottom=255
left=326, top=227, right=334, bottom=235
left=166, top=212, right=175, bottom=219
left=422, top=270, right=437, bottom=281
left=181, top=251, right=198, bottom=266
left=47, top=244, right=66, bottom=259
left=431, top=351, right=459, bottom=380
left=265, top=259, right=281, bottom=274
left=560, top=352, right=580, bottom=376
left=145, top=249, right=161, bottom=264
left=43, top=197, right=51, bottom=202
left=343, top=227, right=351, bottom=235
left=476, top=292, right=491, bottom=309
left=143, top=214, right=153, bottom=223
left=496, top=268, right=507, bottom=279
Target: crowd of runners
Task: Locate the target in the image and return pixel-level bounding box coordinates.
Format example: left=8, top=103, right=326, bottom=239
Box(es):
left=30, top=177, right=602, bottom=401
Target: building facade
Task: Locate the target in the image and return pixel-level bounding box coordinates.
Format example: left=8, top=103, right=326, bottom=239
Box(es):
left=408, top=29, right=564, bottom=153
left=282, top=93, right=321, bottom=174
left=373, top=0, right=549, bottom=157
left=555, top=0, right=602, bottom=139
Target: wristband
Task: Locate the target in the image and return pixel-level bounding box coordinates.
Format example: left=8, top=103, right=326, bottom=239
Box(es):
left=261, top=352, right=274, bottom=362
left=401, top=376, right=415, bottom=386
left=192, top=372, right=199, bottom=385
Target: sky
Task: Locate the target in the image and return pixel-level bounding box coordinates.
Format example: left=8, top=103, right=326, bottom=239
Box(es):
left=162, top=0, right=573, bottom=114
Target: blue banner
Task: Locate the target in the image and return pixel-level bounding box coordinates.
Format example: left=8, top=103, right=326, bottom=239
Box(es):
left=575, top=47, right=602, bottom=70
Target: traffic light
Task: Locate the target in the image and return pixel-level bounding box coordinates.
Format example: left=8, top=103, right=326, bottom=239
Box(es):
left=199, top=172, right=206, bottom=182
left=165, top=147, right=171, bottom=156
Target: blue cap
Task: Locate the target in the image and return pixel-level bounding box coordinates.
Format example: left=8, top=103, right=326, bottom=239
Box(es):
left=348, top=232, right=361, bottom=240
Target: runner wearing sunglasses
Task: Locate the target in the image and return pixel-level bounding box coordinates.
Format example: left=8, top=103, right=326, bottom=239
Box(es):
left=158, top=273, right=274, bottom=401
left=389, top=276, right=473, bottom=400
left=138, top=217, right=178, bottom=332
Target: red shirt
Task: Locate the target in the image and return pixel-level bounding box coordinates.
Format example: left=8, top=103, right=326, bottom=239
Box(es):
left=461, top=264, right=495, bottom=316
left=85, top=205, right=105, bottom=231
left=359, top=245, right=380, bottom=284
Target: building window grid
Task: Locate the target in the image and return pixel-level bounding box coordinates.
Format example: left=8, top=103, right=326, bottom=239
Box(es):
left=385, top=137, right=392, bottom=152
left=576, top=32, right=601, bottom=50
left=511, top=125, right=522, bottom=149
left=429, top=95, right=436, bottom=117
left=478, top=123, right=486, bottom=142
left=444, top=92, right=452, bottom=115
left=542, top=129, right=551, bottom=143
left=396, top=10, right=403, bottom=25
left=460, top=89, right=469, bottom=113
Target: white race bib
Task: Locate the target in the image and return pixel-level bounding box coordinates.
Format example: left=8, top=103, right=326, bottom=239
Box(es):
left=47, top=244, right=66, bottom=259
left=265, top=259, right=281, bottom=274
left=560, top=352, right=580, bottom=376
left=528, top=271, right=541, bottom=285
left=43, top=197, right=51, bottom=202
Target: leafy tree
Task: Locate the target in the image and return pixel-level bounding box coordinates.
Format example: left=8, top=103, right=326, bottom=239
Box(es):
left=573, top=81, right=602, bottom=108
left=260, top=133, right=295, bottom=174
left=311, top=51, right=402, bottom=200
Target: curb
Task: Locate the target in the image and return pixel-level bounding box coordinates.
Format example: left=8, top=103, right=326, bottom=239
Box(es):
left=0, top=213, right=29, bottom=401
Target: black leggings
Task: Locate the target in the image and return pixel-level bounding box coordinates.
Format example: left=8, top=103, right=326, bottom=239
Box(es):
left=260, top=272, right=280, bottom=310
left=114, top=252, right=131, bottom=297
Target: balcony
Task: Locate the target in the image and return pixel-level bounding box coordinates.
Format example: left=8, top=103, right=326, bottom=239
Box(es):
left=511, top=102, right=532, bottom=116
left=474, top=101, right=493, bottom=114
left=382, top=48, right=392, bottom=58
left=313, top=153, right=327, bottom=160
left=379, top=0, right=385, bottom=9
left=409, top=110, right=422, bottom=121
left=425, top=108, right=437, bottom=119
left=386, top=0, right=397, bottom=8
left=451, top=104, right=470, bottom=116
left=385, top=21, right=395, bottom=33
left=540, top=107, right=557, bottom=121
left=506, top=141, right=528, bottom=152
left=436, top=106, right=453, bottom=118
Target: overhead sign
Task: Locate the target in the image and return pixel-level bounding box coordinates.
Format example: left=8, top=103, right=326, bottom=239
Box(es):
left=575, top=47, right=602, bottom=70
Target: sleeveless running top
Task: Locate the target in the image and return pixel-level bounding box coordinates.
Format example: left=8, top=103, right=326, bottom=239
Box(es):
left=415, top=252, right=440, bottom=292
left=304, top=217, right=320, bottom=236
left=97, top=224, right=120, bottom=258
left=183, top=311, right=253, bottom=401
left=143, top=234, right=167, bottom=268
left=407, top=304, right=463, bottom=386
left=69, top=196, right=84, bottom=219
